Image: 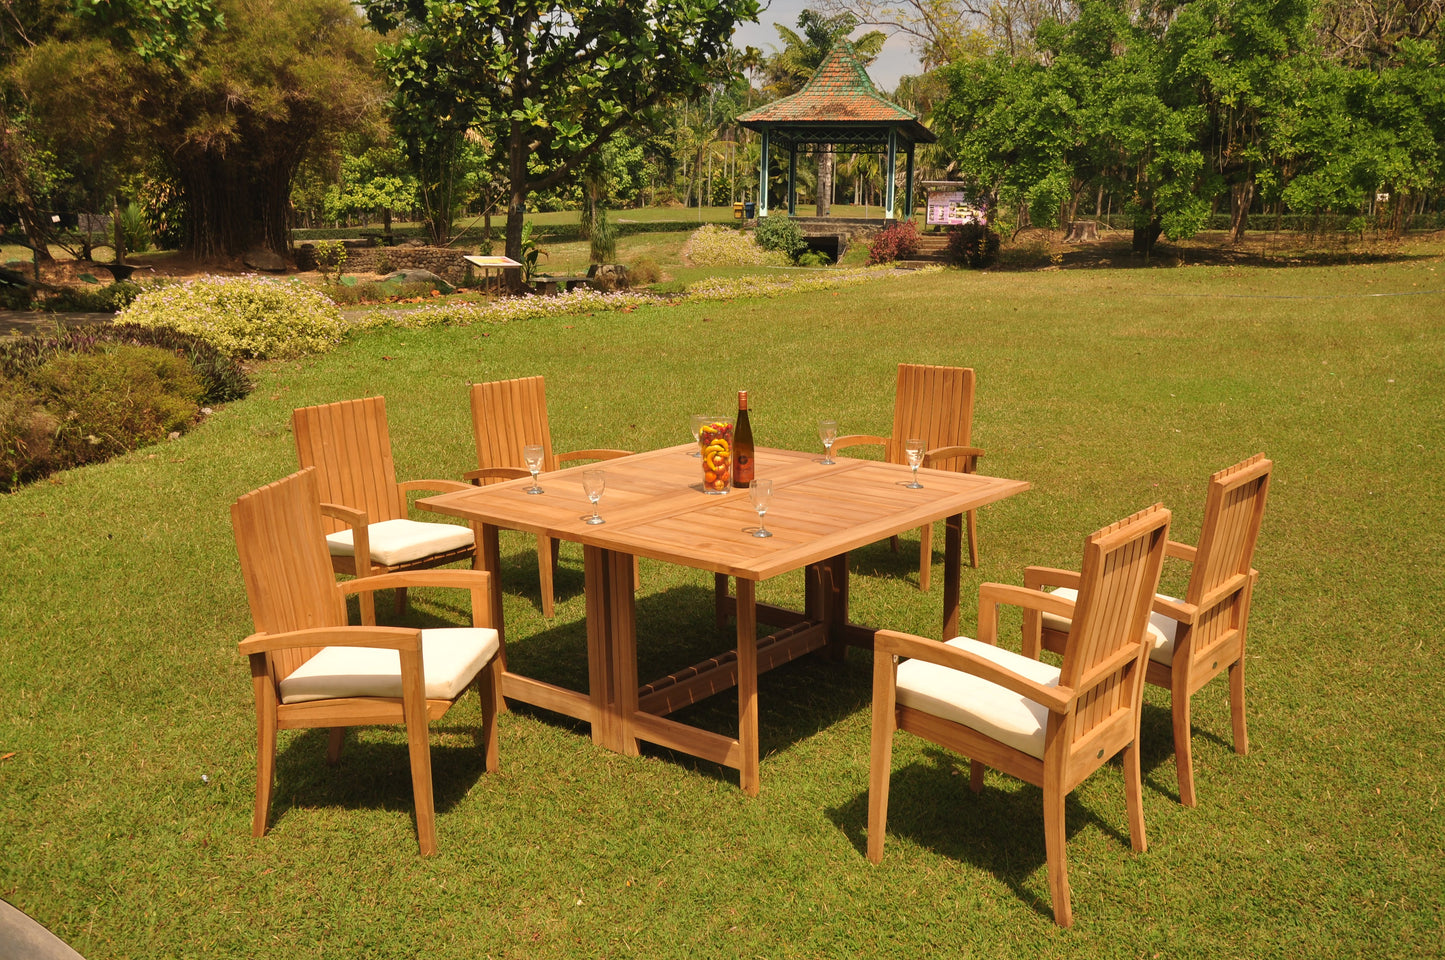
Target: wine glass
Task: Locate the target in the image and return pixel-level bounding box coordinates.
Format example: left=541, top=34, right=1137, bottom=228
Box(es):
left=818, top=418, right=837, bottom=465
left=904, top=438, right=925, bottom=489
left=750, top=479, right=773, bottom=538
left=523, top=444, right=544, bottom=494
left=689, top=414, right=707, bottom=457
left=582, top=469, right=606, bottom=524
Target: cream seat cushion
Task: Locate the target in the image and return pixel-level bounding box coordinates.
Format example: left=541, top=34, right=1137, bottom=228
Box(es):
left=326, top=518, right=474, bottom=567
left=279, top=627, right=499, bottom=704
left=895, top=637, right=1062, bottom=759
left=1040, top=587, right=1179, bottom=665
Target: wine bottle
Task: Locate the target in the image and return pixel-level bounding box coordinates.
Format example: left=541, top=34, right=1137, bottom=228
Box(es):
left=733, top=389, right=754, bottom=488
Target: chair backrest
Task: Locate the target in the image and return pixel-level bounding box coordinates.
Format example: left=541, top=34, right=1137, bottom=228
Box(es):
left=231, top=468, right=346, bottom=679
left=292, top=396, right=406, bottom=532
left=891, top=363, right=976, bottom=472
left=1057, top=504, right=1171, bottom=739
left=1185, top=452, right=1272, bottom=632
left=469, top=375, right=556, bottom=480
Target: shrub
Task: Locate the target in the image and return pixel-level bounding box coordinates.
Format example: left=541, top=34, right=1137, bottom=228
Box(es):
left=682, top=224, right=789, bottom=267
left=627, top=257, right=664, bottom=286
left=867, top=221, right=921, bottom=265
left=0, top=377, right=58, bottom=490
left=947, top=222, right=1002, bottom=269
left=313, top=239, right=348, bottom=283
left=321, top=279, right=440, bottom=306
left=30, top=345, right=205, bottom=468
left=117, top=276, right=348, bottom=359
left=754, top=216, right=808, bottom=263
left=41, top=281, right=145, bottom=313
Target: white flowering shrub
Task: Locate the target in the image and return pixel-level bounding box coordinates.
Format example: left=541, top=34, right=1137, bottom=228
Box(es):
left=682, top=224, right=790, bottom=267
left=118, top=276, right=349, bottom=359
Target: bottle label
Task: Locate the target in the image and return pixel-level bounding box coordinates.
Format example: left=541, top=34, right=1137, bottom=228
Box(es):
left=735, top=451, right=753, bottom=485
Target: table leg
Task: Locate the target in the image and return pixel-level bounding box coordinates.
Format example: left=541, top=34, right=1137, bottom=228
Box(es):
left=943, top=512, right=963, bottom=640
left=477, top=523, right=504, bottom=653
left=584, top=545, right=639, bottom=756
left=735, top=578, right=760, bottom=796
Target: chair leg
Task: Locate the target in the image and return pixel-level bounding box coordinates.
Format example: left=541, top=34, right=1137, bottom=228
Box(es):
left=253, top=721, right=276, bottom=839
left=394, top=586, right=408, bottom=619
left=714, top=573, right=730, bottom=629
left=969, top=759, right=986, bottom=793
left=917, top=522, right=932, bottom=592
left=1229, top=659, right=1249, bottom=755
left=478, top=660, right=501, bottom=773
left=1122, top=739, right=1148, bottom=853
left=966, top=508, right=979, bottom=568
left=358, top=589, right=377, bottom=626
left=866, top=713, right=895, bottom=864
left=536, top=533, right=555, bottom=619
left=1172, top=690, right=1198, bottom=808
left=1043, top=782, right=1072, bottom=927
left=404, top=708, right=437, bottom=856
left=326, top=727, right=345, bottom=766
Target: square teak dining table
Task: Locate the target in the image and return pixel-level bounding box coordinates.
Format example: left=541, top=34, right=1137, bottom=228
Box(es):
left=420, top=444, right=1028, bottom=795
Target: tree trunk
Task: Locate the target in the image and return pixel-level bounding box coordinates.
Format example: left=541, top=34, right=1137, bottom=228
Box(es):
left=1229, top=178, right=1254, bottom=244
left=817, top=145, right=833, bottom=218
left=504, top=115, right=528, bottom=293
left=112, top=196, right=127, bottom=265
left=1132, top=219, right=1162, bottom=254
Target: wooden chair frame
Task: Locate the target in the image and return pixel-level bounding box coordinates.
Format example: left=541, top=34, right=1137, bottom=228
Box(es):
left=466, top=375, right=631, bottom=618
left=1025, top=454, right=1272, bottom=806
left=835, top=363, right=985, bottom=589
left=233, top=468, right=502, bottom=855
left=869, top=504, right=1171, bottom=926
left=292, top=396, right=478, bottom=625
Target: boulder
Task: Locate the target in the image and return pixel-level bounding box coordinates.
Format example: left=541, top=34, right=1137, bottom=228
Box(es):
left=590, top=263, right=629, bottom=292
left=381, top=269, right=454, bottom=294
left=243, top=248, right=288, bottom=272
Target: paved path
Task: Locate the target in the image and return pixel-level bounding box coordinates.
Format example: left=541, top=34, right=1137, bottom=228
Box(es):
left=0, top=311, right=114, bottom=338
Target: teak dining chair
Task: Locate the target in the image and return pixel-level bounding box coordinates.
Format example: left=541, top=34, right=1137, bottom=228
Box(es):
left=834, top=363, right=985, bottom=590
left=292, top=396, right=478, bottom=625
left=1025, top=454, right=1272, bottom=807
left=467, top=375, right=631, bottom=618
left=868, top=503, right=1171, bottom=927
left=232, top=467, right=502, bottom=855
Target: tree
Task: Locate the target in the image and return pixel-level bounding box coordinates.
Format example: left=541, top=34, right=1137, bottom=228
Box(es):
left=762, top=10, right=885, bottom=216
left=363, top=0, right=761, bottom=274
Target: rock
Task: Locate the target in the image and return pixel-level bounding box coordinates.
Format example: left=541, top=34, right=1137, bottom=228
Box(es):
left=381, top=269, right=454, bottom=294
left=243, top=248, right=288, bottom=272
left=591, top=263, right=629, bottom=292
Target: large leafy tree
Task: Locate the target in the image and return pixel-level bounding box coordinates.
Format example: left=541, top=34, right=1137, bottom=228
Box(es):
left=363, top=0, right=760, bottom=269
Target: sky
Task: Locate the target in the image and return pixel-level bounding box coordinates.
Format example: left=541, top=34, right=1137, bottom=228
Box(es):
left=729, top=0, right=924, bottom=93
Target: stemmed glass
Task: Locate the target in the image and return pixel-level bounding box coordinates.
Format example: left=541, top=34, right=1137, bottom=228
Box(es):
left=818, top=418, right=837, bottom=465
left=690, top=414, right=707, bottom=457
left=523, top=444, right=545, bottom=494
left=582, top=469, right=606, bottom=524
left=904, top=438, right=925, bottom=489
left=750, top=479, right=773, bottom=538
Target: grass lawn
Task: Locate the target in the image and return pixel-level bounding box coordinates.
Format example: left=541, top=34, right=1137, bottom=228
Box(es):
left=1, top=251, right=1442, bottom=957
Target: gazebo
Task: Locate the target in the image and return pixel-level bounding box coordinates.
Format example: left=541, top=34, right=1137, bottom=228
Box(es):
left=737, top=42, right=935, bottom=221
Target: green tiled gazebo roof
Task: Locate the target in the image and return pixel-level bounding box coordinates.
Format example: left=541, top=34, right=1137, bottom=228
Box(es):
left=737, top=42, right=934, bottom=149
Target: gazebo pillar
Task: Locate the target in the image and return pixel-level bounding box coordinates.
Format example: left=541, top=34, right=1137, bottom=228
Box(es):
left=904, top=141, right=916, bottom=222
left=758, top=127, right=770, bottom=218
left=787, top=146, right=798, bottom=217
left=885, top=128, right=898, bottom=220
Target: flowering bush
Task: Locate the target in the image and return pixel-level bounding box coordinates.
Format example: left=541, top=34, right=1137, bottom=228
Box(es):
left=118, top=276, right=349, bottom=359
left=682, top=224, right=789, bottom=267
left=866, top=221, right=921, bottom=265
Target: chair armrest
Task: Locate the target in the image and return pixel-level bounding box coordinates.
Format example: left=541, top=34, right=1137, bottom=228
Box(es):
left=875, top=629, right=1075, bottom=714
left=1023, top=566, right=1081, bottom=592
left=341, top=569, right=497, bottom=628
left=1165, top=539, right=1198, bottom=562
left=239, top=625, right=420, bottom=657
left=320, top=501, right=371, bottom=576
left=464, top=466, right=530, bottom=485
left=398, top=478, right=473, bottom=495
left=923, top=445, right=985, bottom=471
left=832, top=434, right=887, bottom=453
left=557, top=448, right=633, bottom=463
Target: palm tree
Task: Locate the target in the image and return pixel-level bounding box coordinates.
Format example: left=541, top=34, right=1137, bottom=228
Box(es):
left=762, top=10, right=885, bottom=217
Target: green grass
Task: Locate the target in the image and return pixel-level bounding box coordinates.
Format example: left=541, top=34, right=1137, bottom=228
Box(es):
left=2, top=253, right=1443, bottom=958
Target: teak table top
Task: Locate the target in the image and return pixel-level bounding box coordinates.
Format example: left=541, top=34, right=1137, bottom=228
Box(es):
left=420, top=444, right=1029, bottom=580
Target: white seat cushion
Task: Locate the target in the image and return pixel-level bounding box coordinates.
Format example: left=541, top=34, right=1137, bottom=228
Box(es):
left=895, top=637, right=1061, bottom=759
left=278, top=627, right=499, bottom=704
left=1040, top=587, right=1179, bottom=665
left=326, top=518, right=474, bottom=567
